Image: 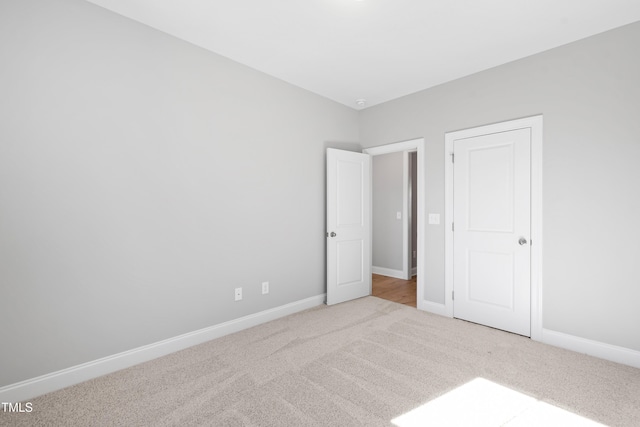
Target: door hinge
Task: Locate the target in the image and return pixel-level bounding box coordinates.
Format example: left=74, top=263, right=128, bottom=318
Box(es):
left=452, top=291, right=454, bottom=301
left=450, top=153, right=455, bottom=163
left=452, top=222, right=455, bottom=232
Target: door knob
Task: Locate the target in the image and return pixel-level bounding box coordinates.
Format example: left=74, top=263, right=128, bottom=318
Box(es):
left=518, top=237, right=527, bottom=246
left=330, top=232, right=337, bottom=237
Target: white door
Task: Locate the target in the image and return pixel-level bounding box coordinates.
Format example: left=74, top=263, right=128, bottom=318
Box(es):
left=326, top=148, right=371, bottom=305
left=453, top=128, right=531, bottom=336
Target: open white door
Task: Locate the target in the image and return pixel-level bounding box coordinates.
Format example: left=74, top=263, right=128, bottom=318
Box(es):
left=326, top=148, right=371, bottom=305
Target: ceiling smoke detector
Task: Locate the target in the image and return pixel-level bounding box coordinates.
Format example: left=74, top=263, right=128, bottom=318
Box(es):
left=355, top=99, right=366, bottom=108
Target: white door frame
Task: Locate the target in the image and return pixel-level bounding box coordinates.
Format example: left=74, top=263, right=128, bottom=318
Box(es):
left=364, top=138, right=426, bottom=309
left=407, top=152, right=417, bottom=278
left=444, top=115, right=543, bottom=341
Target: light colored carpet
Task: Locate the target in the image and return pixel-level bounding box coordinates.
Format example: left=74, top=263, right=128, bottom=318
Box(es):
left=2, top=296, right=639, bottom=426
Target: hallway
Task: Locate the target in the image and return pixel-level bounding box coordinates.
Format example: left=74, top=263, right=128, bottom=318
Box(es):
left=372, top=274, right=416, bottom=308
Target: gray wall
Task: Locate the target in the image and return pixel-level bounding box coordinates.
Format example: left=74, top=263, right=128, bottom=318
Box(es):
left=0, top=0, right=358, bottom=387
left=360, top=22, right=640, bottom=351
left=372, top=152, right=404, bottom=271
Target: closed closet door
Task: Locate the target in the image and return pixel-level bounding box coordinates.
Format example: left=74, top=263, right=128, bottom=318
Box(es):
left=452, top=128, right=531, bottom=336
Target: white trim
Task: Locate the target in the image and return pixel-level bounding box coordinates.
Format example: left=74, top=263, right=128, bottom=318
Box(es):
left=0, top=294, right=326, bottom=403
left=372, top=266, right=405, bottom=279
left=411, top=267, right=417, bottom=277
left=364, top=138, right=425, bottom=313
left=418, top=300, right=448, bottom=317
left=365, top=139, right=420, bottom=156
left=444, top=115, right=543, bottom=338
left=542, top=329, right=640, bottom=369
left=529, top=118, right=544, bottom=341
left=402, top=151, right=411, bottom=280
left=444, top=140, right=455, bottom=317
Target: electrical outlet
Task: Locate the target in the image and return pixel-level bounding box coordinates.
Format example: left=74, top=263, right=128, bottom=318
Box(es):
left=262, top=281, right=269, bottom=295
left=235, top=287, right=242, bottom=301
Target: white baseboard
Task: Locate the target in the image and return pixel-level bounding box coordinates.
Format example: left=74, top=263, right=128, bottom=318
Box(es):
left=411, top=267, right=417, bottom=277
left=0, top=294, right=326, bottom=403
left=372, top=266, right=405, bottom=279
left=418, top=299, right=449, bottom=317
left=412, top=309, right=640, bottom=369
left=542, top=328, right=640, bottom=369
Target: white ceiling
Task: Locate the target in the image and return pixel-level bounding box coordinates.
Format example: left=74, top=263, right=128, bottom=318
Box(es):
left=86, top=0, right=640, bottom=109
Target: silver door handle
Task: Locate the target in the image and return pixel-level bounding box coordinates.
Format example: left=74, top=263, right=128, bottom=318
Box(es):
left=518, top=237, right=527, bottom=246
left=330, top=232, right=337, bottom=237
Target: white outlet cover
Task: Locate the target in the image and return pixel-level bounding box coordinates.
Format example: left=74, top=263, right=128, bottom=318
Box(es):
left=428, top=213, right=441, bottom=225
left=397, top=211, right=402, bottom=219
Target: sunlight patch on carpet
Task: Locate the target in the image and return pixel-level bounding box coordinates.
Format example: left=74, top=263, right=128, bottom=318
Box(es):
left=391, top=378, right=603, bottom=427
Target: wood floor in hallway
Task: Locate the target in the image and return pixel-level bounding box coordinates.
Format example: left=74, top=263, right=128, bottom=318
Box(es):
left=372, top=274, right=417, bottom=308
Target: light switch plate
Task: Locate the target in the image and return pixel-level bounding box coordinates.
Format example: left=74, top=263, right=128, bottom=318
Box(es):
left=428, top=213, right=440, bottom=225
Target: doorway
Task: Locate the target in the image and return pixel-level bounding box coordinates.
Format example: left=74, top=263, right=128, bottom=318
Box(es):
left=365, top=139, right=424, bottom=309
left=371, top=151, right=418, bottom=306
left=325, top=138, right=426, bottom=308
